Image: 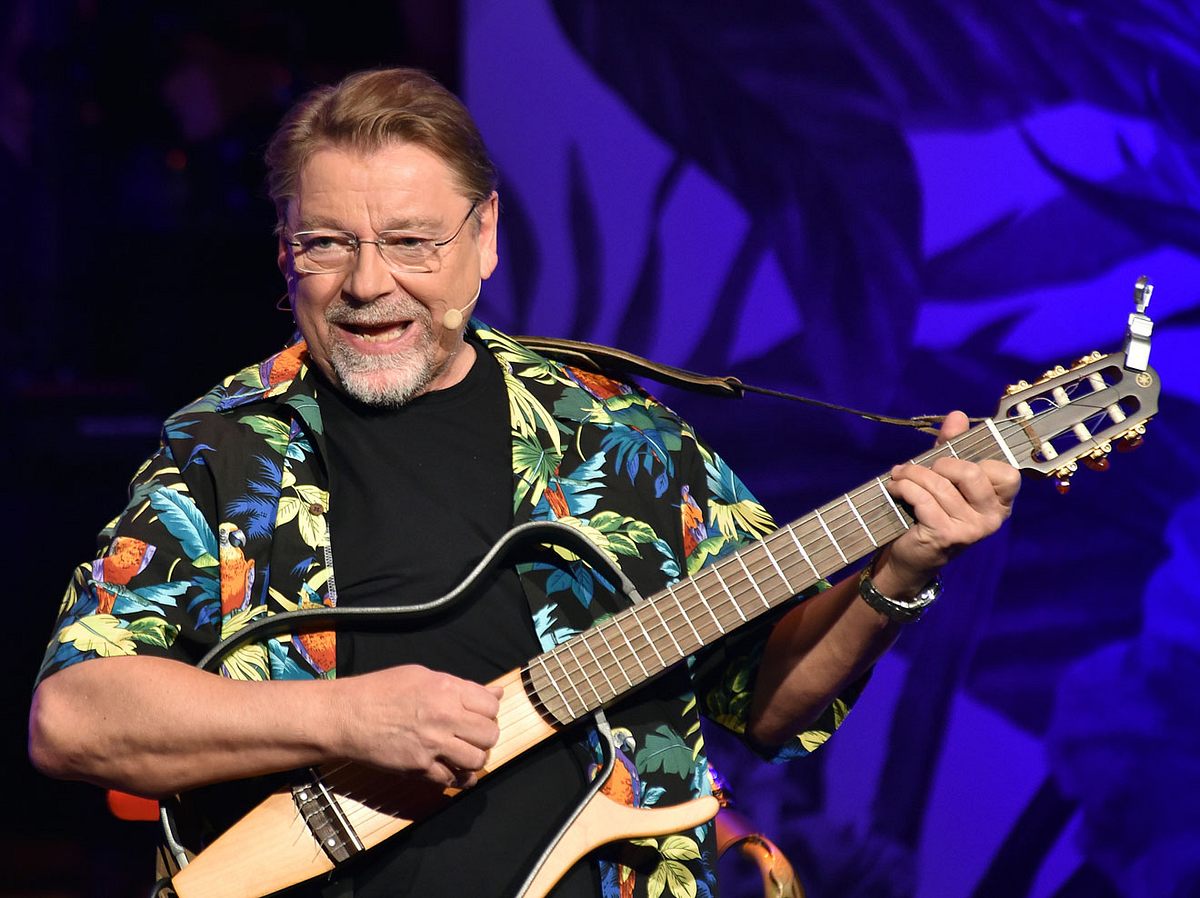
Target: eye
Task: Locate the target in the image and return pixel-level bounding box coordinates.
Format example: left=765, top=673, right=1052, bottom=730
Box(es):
left=298, top=232, right=352, bottom=253
left=379, top=233, right=431, bottom=251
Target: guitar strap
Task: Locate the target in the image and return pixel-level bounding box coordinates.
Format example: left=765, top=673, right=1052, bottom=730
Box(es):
left=512, top=334, right=957, bottom=433
left=156, top=334, right=953, bottom=892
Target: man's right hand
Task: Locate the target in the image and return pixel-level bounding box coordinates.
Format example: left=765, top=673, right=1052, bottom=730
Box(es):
left=29, top=655, right=504, bottom=797
left=333, top=664, right=503, bottom=788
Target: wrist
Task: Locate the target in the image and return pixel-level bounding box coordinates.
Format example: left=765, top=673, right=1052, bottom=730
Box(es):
left=868, top=548, right=939, bottom=601
left=858, top=552, right=942, bottom=623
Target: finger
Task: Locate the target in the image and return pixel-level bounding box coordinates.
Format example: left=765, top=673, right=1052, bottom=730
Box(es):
left=427, top=760, right=463, bottom=789
left=891, top=463, right=975, bottom=521
left=935, top=410, right=970, bottom=445
left=440, top=737, right=491, bottom=773
left=460, top=683, right=502, bottom=718
left=926, top=458, right=1006, bottom=510
left=887, top=474, right=955, bottom=535
left=929, top=458, right=1022, bottom=521
left=978, top=459, right=1023, bottom=504
left=452, top=711, right=500, bottom=752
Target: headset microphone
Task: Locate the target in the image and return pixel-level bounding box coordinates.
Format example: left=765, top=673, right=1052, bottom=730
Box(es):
left=441, top=281, right=482, bottom=330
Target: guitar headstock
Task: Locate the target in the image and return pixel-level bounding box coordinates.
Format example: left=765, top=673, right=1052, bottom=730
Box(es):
left=993, top=351, right=1160, bottom=492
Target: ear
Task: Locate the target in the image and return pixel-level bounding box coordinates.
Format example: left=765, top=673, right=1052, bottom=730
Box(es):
left=277, top=237, right=290, bottom=278
left=477, top=192, right=500, bottom=280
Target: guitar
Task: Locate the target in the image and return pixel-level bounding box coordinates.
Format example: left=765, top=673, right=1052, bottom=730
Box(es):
left=167, top=345, right=1160, bottom=898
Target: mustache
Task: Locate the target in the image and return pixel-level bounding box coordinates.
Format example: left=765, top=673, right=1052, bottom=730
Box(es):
left=325, top=299, right=429, bottom=327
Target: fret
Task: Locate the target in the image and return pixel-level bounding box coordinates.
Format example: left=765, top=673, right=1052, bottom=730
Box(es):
left=734, top=552, right=771, bottom=610
left=560, top=641, right=604, bottom=707
left=629, top=605, right=668, bottom=670
left=519, top=416, right=1054, bottom=734
left=984, top=418, right=1019, bottom=467
left=785, top=525, right=821, bottom=579
left=535, top=655, right=578, bottom=721
left=710, top=565, right=747, bottom=622
left=577, top=632, right=617, bottom=701
left=686, top=576, right=726, bottom=635
left=665, top=582, right=704, bottom=647
left=646, top=598, right=686, bottom=657
left=814, top=508, right=849, bottom=565
left=876, top=477, right=909, bottom=529
left=844, top=493, right=877, bottom=547
left=760, top=538, right=796, bottom=594
left=592, top=625, right=636, bottom=690
left=552, top=646, right=591, bottom=713
left=610, top=614, right=652, bottom=680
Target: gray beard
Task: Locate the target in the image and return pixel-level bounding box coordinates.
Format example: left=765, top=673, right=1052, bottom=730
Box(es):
left=327, top=330, right=438, bottom=408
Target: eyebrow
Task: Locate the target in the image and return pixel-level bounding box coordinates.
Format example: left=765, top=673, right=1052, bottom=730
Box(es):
left=294, top=214, right=446, bottom=233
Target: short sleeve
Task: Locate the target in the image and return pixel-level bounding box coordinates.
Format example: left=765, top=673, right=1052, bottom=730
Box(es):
left=680, top=427, right=870, bottom=762
left=35, top=437, right=223, bottom=686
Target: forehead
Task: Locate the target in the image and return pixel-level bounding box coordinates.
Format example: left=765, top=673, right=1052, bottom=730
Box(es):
left=289, top=142, right=465, bottom=229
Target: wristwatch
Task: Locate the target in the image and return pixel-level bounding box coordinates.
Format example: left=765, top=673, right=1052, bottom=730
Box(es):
left=857, top=557, right=942, bottom=622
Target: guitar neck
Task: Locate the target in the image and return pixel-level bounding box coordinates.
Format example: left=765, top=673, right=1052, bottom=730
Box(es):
left=524, top=416, right=1031, bottom=725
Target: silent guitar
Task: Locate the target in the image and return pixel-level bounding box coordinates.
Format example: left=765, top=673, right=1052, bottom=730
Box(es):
left=163, top=293, right=1161, bottom=898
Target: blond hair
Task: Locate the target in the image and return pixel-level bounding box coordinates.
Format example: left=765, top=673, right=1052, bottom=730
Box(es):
left=265, top=68, right=497, bottom=231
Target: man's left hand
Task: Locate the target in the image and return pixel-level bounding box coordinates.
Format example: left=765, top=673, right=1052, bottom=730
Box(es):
left=878, top=410, right=1021, bottom=596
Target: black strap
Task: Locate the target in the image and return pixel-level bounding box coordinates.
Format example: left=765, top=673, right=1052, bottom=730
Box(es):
left=512, top=335, right=955, bottom=434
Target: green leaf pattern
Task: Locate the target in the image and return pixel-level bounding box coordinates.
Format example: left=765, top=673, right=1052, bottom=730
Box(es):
left=36, top=323, right=863, bottom=897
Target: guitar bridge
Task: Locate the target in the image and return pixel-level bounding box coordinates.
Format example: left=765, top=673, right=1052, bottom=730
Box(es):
left=292, top=769, right=366, bottom=864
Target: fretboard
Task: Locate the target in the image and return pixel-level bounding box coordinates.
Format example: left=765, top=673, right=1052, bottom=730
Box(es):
left=523, top=416, right=1032, bottom=726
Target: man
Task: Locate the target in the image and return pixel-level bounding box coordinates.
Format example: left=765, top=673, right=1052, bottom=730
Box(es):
left=29, top=68, right=1019, bottom=897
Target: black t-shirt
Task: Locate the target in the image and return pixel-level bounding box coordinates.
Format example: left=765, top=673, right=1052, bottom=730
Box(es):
left=311, top=339, right=600, bottom=897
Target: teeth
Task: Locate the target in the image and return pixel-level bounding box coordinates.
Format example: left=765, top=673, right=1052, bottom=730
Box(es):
left=347, top=323, right=409, bottom=342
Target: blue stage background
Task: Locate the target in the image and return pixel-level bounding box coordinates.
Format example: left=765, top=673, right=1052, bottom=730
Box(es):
left=461, top=3, right=1200, bottom=897
left=5, top=2, right=1198, bottom=896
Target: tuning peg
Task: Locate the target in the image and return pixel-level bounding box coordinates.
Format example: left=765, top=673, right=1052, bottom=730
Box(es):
left=1053, top=462, right=1078, bottom=494
left=1072, top=352, right=1103, bottom=369
left=1005, top=379, right=1031, bottom=396
left=1115, top=423, right=1147, bottom=452
left=1081, top=443, right=1113, bottom=472
left=1037, top=365, right=1067, bottom=384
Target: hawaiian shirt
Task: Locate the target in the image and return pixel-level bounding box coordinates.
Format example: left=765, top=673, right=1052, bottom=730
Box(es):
left=38, top=321, right=864, bottom=898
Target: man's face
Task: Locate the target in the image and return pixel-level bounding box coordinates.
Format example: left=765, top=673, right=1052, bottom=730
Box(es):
left=279, top=142, right=498, bottom=406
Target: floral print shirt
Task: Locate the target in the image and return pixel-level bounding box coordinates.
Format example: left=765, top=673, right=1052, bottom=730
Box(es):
left=38, top=321, right=863, bottom=898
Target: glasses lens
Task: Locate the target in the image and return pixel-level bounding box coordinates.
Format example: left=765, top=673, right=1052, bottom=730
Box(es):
left=294, top=232, right=355, bottom=272
left=378, top=235, right=436, bottom=273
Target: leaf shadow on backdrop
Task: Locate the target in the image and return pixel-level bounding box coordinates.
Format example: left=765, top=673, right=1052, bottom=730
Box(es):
left=472, top=2, right=1200, bottom=895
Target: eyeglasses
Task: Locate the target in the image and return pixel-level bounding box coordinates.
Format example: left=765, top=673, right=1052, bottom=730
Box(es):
left=287, top=203, right=478, bottom=275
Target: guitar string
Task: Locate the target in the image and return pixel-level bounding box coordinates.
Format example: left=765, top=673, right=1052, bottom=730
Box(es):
left=421, top=409, right=1043, bottom=724
left=309, top=385, right=1128, bottom=847
left=314, top=417, right=1013, bottom=837
left=527, top=402, right=1099, bottom=709
left=532, top=417, right=1015, bottom=703
left=323, top=462, right=946, bottom=843
left=327, top=689, right=554, bottom=844
left=617, top=388, right=1134, bottom=690
left=323, top=399, right=1120, bottom=848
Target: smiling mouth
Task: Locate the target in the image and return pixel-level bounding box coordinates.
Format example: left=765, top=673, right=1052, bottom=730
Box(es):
left=340, top=320, right=414, bottom=343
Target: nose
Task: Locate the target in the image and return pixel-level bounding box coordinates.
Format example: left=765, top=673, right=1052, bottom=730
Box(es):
left=341, top=239, right=394, bottom=303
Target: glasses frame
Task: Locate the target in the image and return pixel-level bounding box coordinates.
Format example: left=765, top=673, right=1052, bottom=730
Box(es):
left=286, top=202, right=479, bottom=275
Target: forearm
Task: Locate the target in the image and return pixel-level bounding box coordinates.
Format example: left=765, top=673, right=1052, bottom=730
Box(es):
left=747, top=547, right=928, bottom=746
left=29, top=656, right=346, bottom=797
left=746, top=576, right=888, bottom=744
